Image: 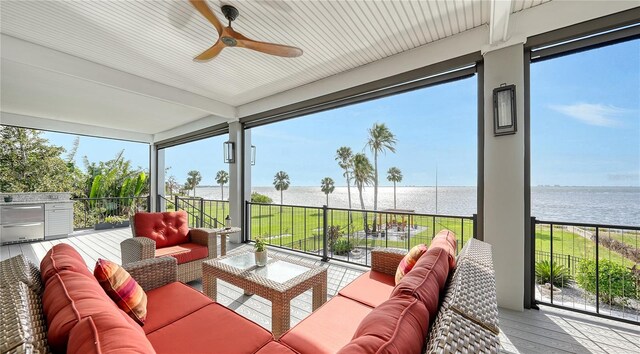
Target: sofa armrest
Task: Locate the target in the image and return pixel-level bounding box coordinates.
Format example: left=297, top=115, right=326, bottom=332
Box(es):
left=371, top=248, right=406, bottom=276
left=121, top=237, right=156, bottom=265
left=190, top=228, right=217, bottom=258
left=123, top=257, right=177, bottom=292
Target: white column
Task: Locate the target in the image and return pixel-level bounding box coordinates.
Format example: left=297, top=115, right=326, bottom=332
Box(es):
left=157, top=148, right=166, bottom=211
left=483, top=44, right=525, bottom=311
left=227, top=122, right=251, bottom=243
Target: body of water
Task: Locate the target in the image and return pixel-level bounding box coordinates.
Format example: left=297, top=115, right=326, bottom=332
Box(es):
left=194, top=186, right=640, bottom=226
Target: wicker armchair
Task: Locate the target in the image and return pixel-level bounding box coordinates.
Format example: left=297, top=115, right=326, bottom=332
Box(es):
left=121, top=211, right=217, bottom=283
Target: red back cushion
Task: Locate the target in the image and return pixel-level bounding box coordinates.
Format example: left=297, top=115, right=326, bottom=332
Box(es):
left=429, top=229, right=457, bottom=269
left=67, top=314, right=155, bottom=354
left=337, top=294, right=429, bottom=354
left=40, top=243, right=93, bottom=284
left=133, top=211, right=190, bottom=248
left=391, top=247, right=450, bottom=321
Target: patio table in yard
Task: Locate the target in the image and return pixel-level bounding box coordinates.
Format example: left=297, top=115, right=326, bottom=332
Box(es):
left=202, top=250, right=327, bottom=339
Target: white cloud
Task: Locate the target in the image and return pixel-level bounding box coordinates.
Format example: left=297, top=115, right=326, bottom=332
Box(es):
left=549, top=103, right=628, bottom=127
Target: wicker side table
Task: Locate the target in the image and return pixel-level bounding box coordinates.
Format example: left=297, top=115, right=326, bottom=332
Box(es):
left=202, top=251, right=327, bottom=339
left=199, top=227, right=241, bottom=257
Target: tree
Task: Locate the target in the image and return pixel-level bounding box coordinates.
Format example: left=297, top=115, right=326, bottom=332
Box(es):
left=215, top=170, right=229, bottom=200
left=273, top=171, right=290, bottom=204
left=386, top=167, right=403, bottom=209
left=165, top=176, right=179, bottom=196
left=186, top=170, right=202, bottom=197
left=352, top=153, right=374, bottom=233
left=366, top=123, right=397, bottom=212
left=320, top=177, right=335, bottom=206
left=335, top=146, right=354, bottom=209
left=0, top=126, right=82, bottom=193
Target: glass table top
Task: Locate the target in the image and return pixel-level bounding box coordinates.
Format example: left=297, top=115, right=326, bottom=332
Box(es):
left=218, top=253, right=311, bottom=284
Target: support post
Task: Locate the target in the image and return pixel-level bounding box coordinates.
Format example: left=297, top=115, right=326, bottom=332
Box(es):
left=322, top=205, right=328, bottom=262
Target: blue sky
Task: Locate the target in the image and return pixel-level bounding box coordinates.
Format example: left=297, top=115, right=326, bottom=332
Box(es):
left=42, top=39, right=638, bottom=188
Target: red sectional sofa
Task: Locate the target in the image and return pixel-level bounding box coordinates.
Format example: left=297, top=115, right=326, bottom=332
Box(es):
left=1, top=230, right=499, bottom=353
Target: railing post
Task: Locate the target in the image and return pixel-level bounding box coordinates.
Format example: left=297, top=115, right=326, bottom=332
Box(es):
left=244, top=201, right=249, bottom=243
left=406, top=214, right=411, bottom=251
left=595, top=226, right=600, bottom=314
left=147, top=195, right=151, bottom=212
left=472, top=214, right=478, bottom=239
left=322, top=205, right=328, bottom=262
left=199, top=198, right=204, bottom=228
left=550, top=222, right=554, bottom=304
left=175, top=195, right=179, bottom=211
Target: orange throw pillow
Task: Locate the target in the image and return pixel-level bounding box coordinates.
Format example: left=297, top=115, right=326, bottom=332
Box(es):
left=94, top=259, right=147, bottom=325
left=395, top=244, right=427, bottom=285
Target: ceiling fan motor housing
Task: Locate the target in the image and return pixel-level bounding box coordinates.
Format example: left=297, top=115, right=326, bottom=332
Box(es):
left=221, top=5, right=239, bottom=22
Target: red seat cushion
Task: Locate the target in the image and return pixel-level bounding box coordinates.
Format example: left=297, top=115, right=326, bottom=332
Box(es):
left=280, top=296, right=373, bottom=354
left=429, top=229, right=457, bottom=268
left=391, top=247, right=450, bottom=321
left=40, top=243, right=93, bottom=284
left=42, top=271, right=144, bottom=353
left=337, top=294, right=429, bottom=354
left=154, top=243, right=208, bottom=264
left=146, top=303, right=272, bottom=354
left=143, top=282, right=213, bottom=335
left=338, top=271, right=396, bottom=308
left=134, top=211, right=190, bottom=248
left=255, top=341, right=298, bottom=354
left=67, top=313, right=155, bottom=354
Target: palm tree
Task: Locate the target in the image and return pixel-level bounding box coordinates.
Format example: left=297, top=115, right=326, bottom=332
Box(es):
left=352, top=153, right=374, bottom=233
left=320, top=177, right=335, bottom=206
left=366, top=123, right=397, bottom=212
left=273, top=171, right=290, bottom=204
left=186, top=170, right=202, bottom=197
left=335, top=147, right=354, bottom=209
left=386, top=167, right=403, bottom=209
left=215, top=170, right=229, bottom=200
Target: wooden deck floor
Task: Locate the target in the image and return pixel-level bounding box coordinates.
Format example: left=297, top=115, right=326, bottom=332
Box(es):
left=2, top=229, right=638, bottom=353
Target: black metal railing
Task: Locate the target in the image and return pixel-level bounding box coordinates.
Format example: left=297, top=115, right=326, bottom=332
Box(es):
left=533, top=218, right=639, bottom=324
left=72, top=196, right=150, bottom=230
left=158, top=195, right=228, bottom=229
left=246, top=201, right=476, bottom=267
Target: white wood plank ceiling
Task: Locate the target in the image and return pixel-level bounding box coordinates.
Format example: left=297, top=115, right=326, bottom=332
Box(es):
left=0, top=0, right=550, bottom=109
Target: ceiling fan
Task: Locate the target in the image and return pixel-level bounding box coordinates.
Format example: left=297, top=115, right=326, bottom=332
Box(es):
left=189, top=0, right=303, bottom=61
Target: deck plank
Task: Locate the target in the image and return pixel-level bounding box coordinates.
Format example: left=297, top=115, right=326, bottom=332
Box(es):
left=2, top=230, right=639, bottom=353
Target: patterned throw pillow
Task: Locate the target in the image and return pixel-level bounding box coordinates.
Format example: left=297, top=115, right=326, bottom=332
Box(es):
left=395, top=244, right=428, bottom=285
left=94, top=259, right=147, bottom=325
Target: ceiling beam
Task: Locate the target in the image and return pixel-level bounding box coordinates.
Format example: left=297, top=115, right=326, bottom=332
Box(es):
left=489, top=0, right=512, bottom=44
left=0, top=34, right=236, bottom=119
left=0, top=112, right=153, bottom=143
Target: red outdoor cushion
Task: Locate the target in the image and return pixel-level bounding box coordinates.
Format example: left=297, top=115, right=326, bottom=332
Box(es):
left=255, top=341, right=298, bottom=354
left=154, top=243, right=208, bottom=265
left=42, top=271, right=145, bottom=352
left=280, top=296, right=373, bottom=354
left=146, top=303, right=272, bottom=354
left=337, top=294, right=429, bottom=354
left=133, top=211, right=190, bottom=248
left=338, top=270, right=396, bottom=308
left=391, top=247, right=450, bottom=321
left=40, top=243, right=93, bottom=284
left=429, top=229, right=457, bottom=269
left=143, top=282, right=213, bottom=335
left=67, top=313, right=155, bottom=354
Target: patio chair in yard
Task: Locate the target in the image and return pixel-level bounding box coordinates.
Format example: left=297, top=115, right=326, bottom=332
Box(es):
left=121, top=210, right=217, bottom=283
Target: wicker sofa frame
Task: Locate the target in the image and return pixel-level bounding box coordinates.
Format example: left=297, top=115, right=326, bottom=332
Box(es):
left=120, top=217, right=218, bottom=283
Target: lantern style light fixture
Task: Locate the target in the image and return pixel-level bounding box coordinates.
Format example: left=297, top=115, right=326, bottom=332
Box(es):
left=251, top=145, right=256, bottom=166
left=223, top=141, right=235, bottom=163
left=493, top=83, right=517, bottom=136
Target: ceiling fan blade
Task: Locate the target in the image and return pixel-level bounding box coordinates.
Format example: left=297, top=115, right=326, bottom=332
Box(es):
left=189, top=0, right=223, bottom=35
left=236, top=37, right=303, bottom=58
left=194, top=40, right=225, bottom=62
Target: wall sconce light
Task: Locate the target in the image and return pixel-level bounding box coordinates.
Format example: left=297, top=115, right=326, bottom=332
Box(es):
left=223, top=141, right=235, bottom=163
left=493, top=83, right=517, bottom=136
left=251, top=145, right=256, bottom=166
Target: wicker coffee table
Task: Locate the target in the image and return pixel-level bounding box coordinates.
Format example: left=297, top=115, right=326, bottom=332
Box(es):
left=202, top=251, right=327, bottom=339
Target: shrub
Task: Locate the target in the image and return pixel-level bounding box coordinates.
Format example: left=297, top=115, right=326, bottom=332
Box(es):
left=327, top=225, right=343, bottom=248
left=576, top=259, right=638, bottom=304
left=535, top=260, right=572, bottom=287
left=333, top=238, right=353, bottom=256
left=251, top=192, right=273, bottom=204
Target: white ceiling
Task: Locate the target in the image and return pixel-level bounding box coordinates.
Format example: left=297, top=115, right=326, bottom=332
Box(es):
left=0, top=0, right=635, bottom=142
